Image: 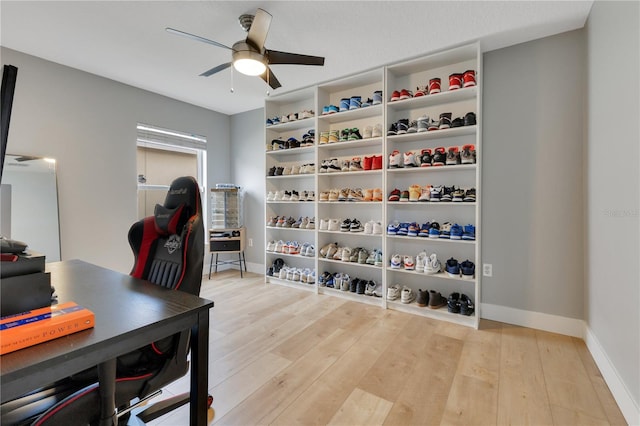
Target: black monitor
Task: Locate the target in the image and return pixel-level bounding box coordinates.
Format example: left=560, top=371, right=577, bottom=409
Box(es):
left=1, top=65, right=18, bottom=180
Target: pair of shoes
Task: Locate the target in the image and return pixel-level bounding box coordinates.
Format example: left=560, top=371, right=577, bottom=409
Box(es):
left=340, top=218, right=364, bottom=232
left=322, top=105, right=340, bottom=115
left=338, top=128, right=362, bottom=141
left=447, top=293, right=475, bottom=315
left=445, top=258, right=475, bottom=279
left=387, top=118, right=413, bottom=135
left=362, top=155, right=383, bottom=171
left=363, top=221, right=383, bottom=235
left=448, top=70, right=476, bottom=90
left=339, top=96, right=362, bottom=112
left=362, top=124, right=383, bottom=139
left=389, top=89, right=413, bottom=102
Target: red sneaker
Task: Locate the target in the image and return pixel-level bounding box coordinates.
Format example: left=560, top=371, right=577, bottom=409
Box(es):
left=399, top=89, right=413, bottom=100
left=372, top=155, right=383, bottom=170
left=429, top=78, right=441, bottom=94
left=463, top=70, right=476, bottom=88
left=363, top=156, right=373, bottom=170
left=390, top=90, right=401, bottom=102
left=449, top=73, right=463, bottom=90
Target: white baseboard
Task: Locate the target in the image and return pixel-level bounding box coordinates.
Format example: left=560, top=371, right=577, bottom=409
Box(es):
left=480, top=303, right=584, bottom=338
left=584, top=327, right=640, bottom=426
left=481, top=303, right=639, bottom=425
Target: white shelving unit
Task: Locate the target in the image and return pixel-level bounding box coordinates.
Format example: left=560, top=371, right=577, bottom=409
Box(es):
left=264, top=43, right=481, bottom=328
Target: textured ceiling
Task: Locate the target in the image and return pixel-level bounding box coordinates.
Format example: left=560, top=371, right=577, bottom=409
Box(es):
left=0, top=1, right=593, bottom=115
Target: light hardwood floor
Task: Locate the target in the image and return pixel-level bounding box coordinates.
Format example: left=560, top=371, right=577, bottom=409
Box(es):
left=150, top=270, right=627, bottom=426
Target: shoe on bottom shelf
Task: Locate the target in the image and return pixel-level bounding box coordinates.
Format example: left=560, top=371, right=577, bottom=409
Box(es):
left=447, top=292, right=461, bottom=313
left=401, top=286, right=416, bottom=304
left=428, top=290, right=447, bottom=309
left=460, top=294, right=475, bottom=316
left=387, top=284, right=400, bottom=301
left=416, top=289, right=429, bottom=307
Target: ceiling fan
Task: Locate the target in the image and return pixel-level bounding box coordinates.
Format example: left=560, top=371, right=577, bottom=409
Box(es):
left=166, top=8, right=325, bottom=90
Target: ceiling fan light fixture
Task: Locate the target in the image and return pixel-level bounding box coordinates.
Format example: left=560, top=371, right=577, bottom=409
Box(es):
left=232, top=46, right=266, bottom=76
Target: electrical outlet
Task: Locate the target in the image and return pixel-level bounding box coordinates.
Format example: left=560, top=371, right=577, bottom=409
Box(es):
left=248, top=238, right=253, bottom=247
left=483, top=263, right=493, bottom=277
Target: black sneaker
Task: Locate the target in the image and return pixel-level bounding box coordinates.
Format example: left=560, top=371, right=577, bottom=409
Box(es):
left=387, top=122, right=398, bottom=136
left=275, top=166, right=284, bottom=176
left=447, top=292, right=461, bottom=313
left=460, top=294, right=474, bottom=315
left=350, top=278, right=359, bottom=293
left=340, top=218, right=352, bottom=232
left=397, top=118, right=409, bottom=134
left=432, top=147, right=446, bottom=166
left=416, top=289, right=429, bottom=307
left=268, top=166, right=276, bottom=176
left=266, top=266, right=274, bottom=276
left=464, top=112, right=476, bottom=126
left=407, top=120, right=418, bottom=133
left=463, top=188, right=476, bottom=202
left=439, top=112, right=452, bottom=129
left=451, top=117, right=464, bottom=128
left=441, top=186, right=454, bottom=202
left=357, top=280, right=369, bottom=294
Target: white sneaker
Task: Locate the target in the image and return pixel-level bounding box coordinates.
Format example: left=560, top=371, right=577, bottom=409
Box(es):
left=372, top=123, right=383, bottom=138
left=403, top=151, right=418, bottom=167
left=266, top=240, right=276, bottom=252
left=341, top=247, right=352, bottom=262
left=372, top=221, right=383, bottom=235
left=306, top=217, right=315, bottom=229
left=389, top=150, right=403, bottom=168
left=266, top=191, right=275, bottom=201
left=387, top=284, right=400, bottom=300
left=425, top=253, right=441, bottom=275
left=305, top=245, right=315, bottom=257
left=363, top=126, right=373, bottom=139
left=328, top=218, right=341, bottom=232
left=390, top=254, right=402, bottom=269
left=363, top=220, right=375, bottom=234
left=403, top=255, right=415, bottom=270
left=308, top=270, right=316, bottom=284
left=279, top=266, right=288, bottom=279
left=415, top=251, right=427, bottom=272
left=306, top=191, right=315, bottom=201
left=274, top=240, right=285, bottom=253
left=273, top=190, right=284, bottom=201
left=401, top=286, right=416, bottom=304
left=340, top=274, right=351, bottom=291
left=291, top=165, right=301, bottom=174
left=319, top=218, right=330, bottom=231
left=371, top=281, right=384, bottom=297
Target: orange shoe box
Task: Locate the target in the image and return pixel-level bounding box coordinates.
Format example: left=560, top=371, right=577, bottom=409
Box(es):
left=0, top=302, right=95, bottom=355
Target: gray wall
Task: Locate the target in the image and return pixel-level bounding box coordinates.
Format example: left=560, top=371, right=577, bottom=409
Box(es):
left=586, top=0, right=639, bottom=410
left=1, top=48, right=230, bottom=273
left=482, top=30, right=586, bottom=319
left=230, top=108, right=265, bottom=272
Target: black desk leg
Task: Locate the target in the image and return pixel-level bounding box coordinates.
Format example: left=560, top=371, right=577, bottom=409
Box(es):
left=97, top=358, right=117, bottom=426
left=208, top=253, right=213, bottom=279
left=238, top=253, right=243, bottom=278
left=190, top=311, right=210, bottom=425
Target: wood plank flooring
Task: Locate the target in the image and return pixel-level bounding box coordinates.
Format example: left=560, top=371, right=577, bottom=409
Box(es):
left=148, top=270, right=626, bottom=426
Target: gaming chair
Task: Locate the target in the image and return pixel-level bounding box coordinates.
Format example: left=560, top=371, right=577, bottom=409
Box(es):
left=0, top=176, right=208, bottom=425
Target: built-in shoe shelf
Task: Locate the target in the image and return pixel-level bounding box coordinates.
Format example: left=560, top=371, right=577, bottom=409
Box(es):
left=265, top=42, right=481, bottom=329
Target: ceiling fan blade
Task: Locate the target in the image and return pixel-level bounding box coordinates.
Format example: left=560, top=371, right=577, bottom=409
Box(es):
left=265, top=50, right=325, bottom=66
left=166, top=27, right=234, bottom=51
left=246, top=8, right=272, bottom=51
left=199, top=62, right=232, bottom=77
left=260, top=67, right=281, bottom=90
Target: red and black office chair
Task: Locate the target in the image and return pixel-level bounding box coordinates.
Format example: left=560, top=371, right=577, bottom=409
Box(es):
left=1, top=176, right=211, bottom=425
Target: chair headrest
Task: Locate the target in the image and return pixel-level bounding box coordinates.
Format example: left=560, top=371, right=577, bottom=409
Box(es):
left=153, top=176, right=201, bottom=235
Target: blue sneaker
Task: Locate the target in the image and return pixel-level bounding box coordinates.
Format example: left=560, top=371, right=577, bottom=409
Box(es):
left=428, top=222, right=440, bottom=239
left=397, top=222, right=410, bottom=236
left=373, top=90, right=383, bottom=105
left=322, top=105, right=330, bottom=115
left=446, top=258, right=460, bottom=277
left=418, top=223, right=431, bottom=237
left=328, top=104, right=339, bottom=114
left=450, top=224, right=463, bottom=240
left=387, top=221, right=399, bottom=235
left=349, top=96, right=361, bottom=110
left=271, top=116, right=280, bottom=125
left=462, top=224, right=475, bottom=240
left=407, top=222, right=419, bottom=237
left=339, top=98, right=350, bottom=112
left=266, top=118, right=273, bottom=126
left=460, top=260, right=475, bottom=280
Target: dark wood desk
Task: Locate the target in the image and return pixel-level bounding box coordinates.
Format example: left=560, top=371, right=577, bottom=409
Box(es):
left=0, top=259, right=214, bottom=425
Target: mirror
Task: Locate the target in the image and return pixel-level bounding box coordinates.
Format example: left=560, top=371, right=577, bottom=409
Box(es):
left=0, top=154, right=61, bottom=261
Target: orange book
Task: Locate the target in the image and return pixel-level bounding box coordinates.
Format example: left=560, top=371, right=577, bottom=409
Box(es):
left=0, top=302, right=95, bottom=355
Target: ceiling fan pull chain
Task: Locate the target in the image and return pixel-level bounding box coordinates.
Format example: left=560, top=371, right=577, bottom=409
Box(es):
left=230, top=66, right=234, bottom=93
